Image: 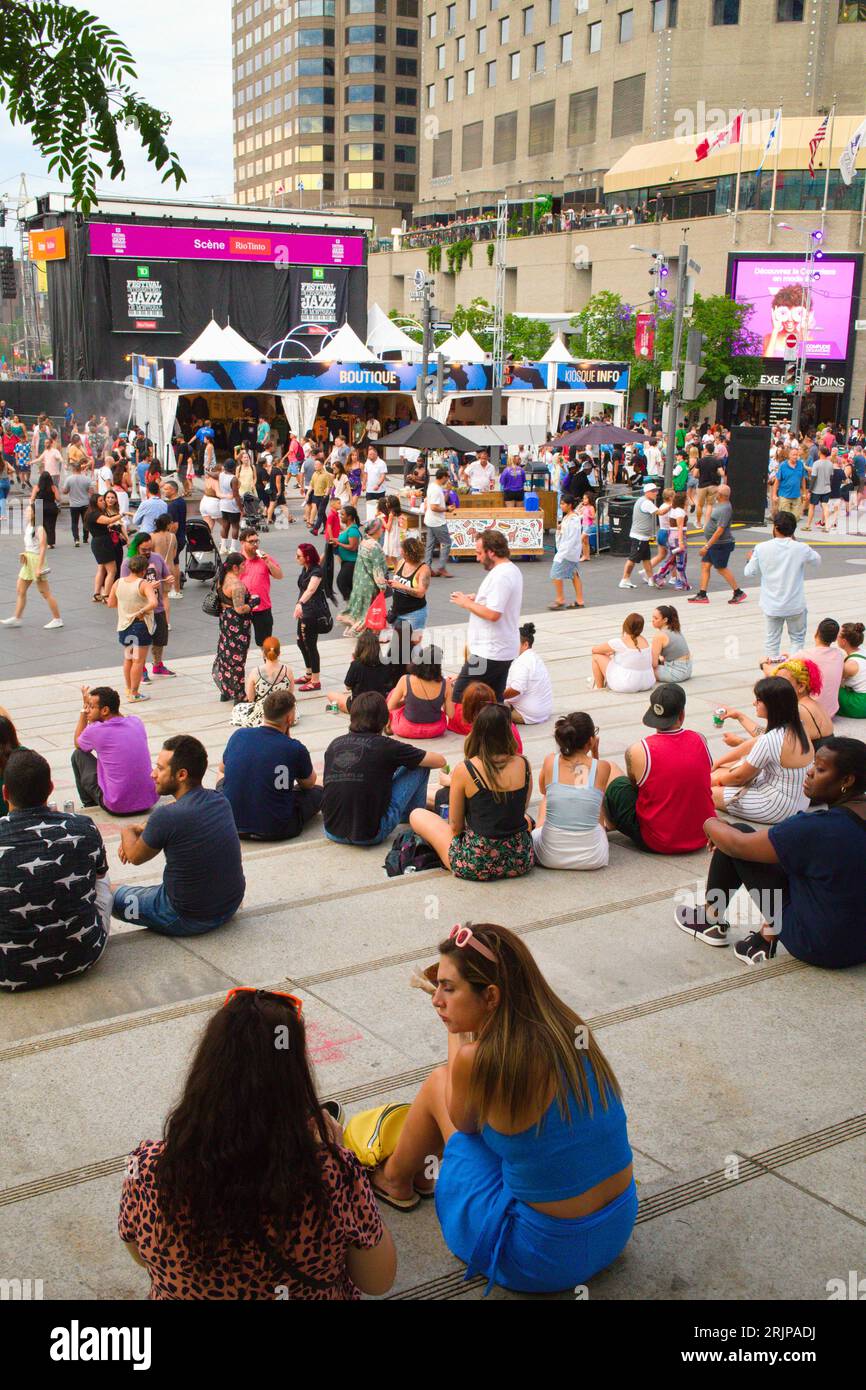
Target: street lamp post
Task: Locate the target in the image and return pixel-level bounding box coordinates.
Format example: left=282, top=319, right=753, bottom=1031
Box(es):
left=777, top=224, right=824, bottom=434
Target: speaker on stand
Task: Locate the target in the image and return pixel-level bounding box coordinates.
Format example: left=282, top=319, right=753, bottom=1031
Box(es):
left=725, top=426, right=771, bottom=527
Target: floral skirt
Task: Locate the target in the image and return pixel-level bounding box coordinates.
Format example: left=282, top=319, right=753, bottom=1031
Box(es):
left=448, top=827, right=533, bottom=882
left=212, top=607, right=251, bottom=701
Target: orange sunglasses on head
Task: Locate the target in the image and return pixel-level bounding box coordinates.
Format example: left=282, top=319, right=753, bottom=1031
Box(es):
left=223, top=986, right=303, bottom=1016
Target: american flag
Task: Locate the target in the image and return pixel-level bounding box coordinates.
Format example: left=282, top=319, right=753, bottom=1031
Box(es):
left=808, top=114, right=829, bottom=179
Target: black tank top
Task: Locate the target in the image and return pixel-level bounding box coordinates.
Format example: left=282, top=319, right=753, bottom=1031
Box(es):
left=463, top=758, right=530, bottom=839
left=390, top=561, right=427, bottom=615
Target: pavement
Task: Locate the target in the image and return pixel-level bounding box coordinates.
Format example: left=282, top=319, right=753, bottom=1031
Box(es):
left=0, top=559, right=864, bottom=1302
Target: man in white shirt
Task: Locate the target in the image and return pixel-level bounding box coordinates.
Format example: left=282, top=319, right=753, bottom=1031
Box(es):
left=450, top=529, right=523, bottom=701
left=744, top=509, right=820, bottom=660
left=362, top=446, right=388, bottom=519
left=503, top=623, right=554, bottom=725
left=644, top=439, right=662, bottom=475
left=423, top=466, right=455, bottom=576
left=465, top=450, right=496, bottom=492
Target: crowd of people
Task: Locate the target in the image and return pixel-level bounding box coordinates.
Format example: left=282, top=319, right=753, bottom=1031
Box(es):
left=1, top=399, right=865, bottom=1303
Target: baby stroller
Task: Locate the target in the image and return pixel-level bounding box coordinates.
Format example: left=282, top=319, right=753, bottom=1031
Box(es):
left=242, top=489, right=268, bottom=532
left=185, top=517, right=220, bottom=583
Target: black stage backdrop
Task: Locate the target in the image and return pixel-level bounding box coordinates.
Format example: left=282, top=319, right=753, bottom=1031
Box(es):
left=46, top=216, right=367, bottom=381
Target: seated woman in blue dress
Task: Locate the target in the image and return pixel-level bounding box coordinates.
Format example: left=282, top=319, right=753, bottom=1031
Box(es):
left=373, top=922, right=637, bottom=1295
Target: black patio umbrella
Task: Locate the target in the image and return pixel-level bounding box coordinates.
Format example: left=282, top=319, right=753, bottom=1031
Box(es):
left=549, top=423, right=647, bottom=451
left=379, top=419, right=479, bottom=452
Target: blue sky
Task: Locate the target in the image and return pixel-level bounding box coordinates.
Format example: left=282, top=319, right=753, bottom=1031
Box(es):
left=0, top=2, right=234, bottom=220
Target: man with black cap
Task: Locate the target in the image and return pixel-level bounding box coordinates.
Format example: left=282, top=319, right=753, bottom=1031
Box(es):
left=604, top=683, right=714, bottom=854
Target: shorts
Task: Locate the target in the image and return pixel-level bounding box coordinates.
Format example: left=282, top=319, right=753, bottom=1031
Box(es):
left=502, top=489, right=525, bottom=503
left=777, top=497, right=803, bottom=519
left=550, top=557, right=581, bottom=580
left=199, top=497, right=222, bottom=520
left=809, top=492, right=830, bottom=506
left=119, top=620, right=153, bottom=650
left=152, top=611, right=169, bottom=648
left=18, top=554, right=44, bottom=584
left=656, top=529, right=669, bottom=547
left=221, top=510, right=241, bottom=523
left=705, top=541, right=735, bottom=569
left=628, top=539, right=652, bottom=562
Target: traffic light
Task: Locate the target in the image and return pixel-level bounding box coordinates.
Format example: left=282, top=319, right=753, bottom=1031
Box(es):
left=436, top=351, right=445, bottom=402
left=0, top=246, right=15, bottom=300
left=803, top=373, right=814, bottom=395
left=783, top=358, right=797, bottom=395
left=681, top=329, right=706, bottom=400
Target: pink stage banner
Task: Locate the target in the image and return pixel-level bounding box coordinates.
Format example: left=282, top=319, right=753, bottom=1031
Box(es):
left=88, top=222, right=364, bottom=268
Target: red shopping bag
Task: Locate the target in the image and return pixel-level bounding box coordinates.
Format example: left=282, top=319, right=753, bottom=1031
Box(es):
left=365, top=591, right=388, bottom=632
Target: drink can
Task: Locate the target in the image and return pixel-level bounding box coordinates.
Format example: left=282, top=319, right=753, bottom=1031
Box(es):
left=439, top=804, right=450, bottom=820
left=326, top=701, right=338, bottom=712
left=712, top=708, right=726, bottom=727
left=63, top=800, right=75, bottom=814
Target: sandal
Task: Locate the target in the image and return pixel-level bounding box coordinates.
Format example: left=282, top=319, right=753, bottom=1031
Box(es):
left=548, top=602, right=565, bottom=611
left=371, top=1176, right=420, bottom=1212
left=567, top=602, right=585, bottom=609
left=297, top=681, right=321, bottom=692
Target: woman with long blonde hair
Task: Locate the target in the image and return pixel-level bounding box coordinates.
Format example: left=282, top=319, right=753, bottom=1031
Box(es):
left=373, top=923, right=636, bottom=1294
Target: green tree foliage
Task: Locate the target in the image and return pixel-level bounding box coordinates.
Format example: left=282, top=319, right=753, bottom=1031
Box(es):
left=389, top=299, right=552, bottom=358
left=0, top=0, right=186, bottom=212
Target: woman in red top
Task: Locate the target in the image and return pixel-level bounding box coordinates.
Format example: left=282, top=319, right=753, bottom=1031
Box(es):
left=118, top=989, right=396, bottom=1300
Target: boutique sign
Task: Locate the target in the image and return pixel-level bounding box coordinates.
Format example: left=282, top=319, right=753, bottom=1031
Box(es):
left=89, top=221, right=365, bottom=268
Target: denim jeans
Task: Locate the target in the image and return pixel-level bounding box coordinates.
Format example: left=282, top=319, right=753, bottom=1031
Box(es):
left=324, top=765, right=430, bottom=846
left=764, top=610, right=807, bottom=660
left=424, top=523, right=451, bottom=570
left=111, top=882, right=241, bottom=937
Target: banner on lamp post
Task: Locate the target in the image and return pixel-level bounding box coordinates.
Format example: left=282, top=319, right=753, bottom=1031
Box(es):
left=634, top=313, right=655, bottom=360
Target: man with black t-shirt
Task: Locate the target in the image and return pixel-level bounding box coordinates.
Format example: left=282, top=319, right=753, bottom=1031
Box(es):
left=695, top=444, right=725, bottom=528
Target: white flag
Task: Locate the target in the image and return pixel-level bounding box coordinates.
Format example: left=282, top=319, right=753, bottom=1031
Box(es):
left=756, top=109, right=782, bottom=176
left=840, top=116, right=866, bottom=185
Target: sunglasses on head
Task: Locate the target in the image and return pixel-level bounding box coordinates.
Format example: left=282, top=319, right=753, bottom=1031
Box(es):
left=223, top=986, right=303, bottom=1015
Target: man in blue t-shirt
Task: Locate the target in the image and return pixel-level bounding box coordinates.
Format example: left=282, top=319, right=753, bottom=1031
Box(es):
left=112, top=735, right=245, bottom=935
left=219, top=691, right=322, bottom=840
left=772, top=447, right=808, bottom=519
left=675, top=737, right=866, bottom=968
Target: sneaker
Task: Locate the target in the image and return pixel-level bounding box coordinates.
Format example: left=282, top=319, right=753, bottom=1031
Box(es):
left=321, top=1099, right=346, bottom=1127
left=74, top=540, right=80, bottom=548
left=1, top=617, right=22, bottom=627
left=728, top=589, right=747, bottom=605
left=151, top=664, right=176, bottom=677
left=688, top=592, right=709, bottom=604
left=675, top=903, right=729, bottom=946
left=640, top=572, right=654, bottom=584
left=43, top=618, right=64, bottom=629
left=141, top=668, right=150, bottom=683
left=618, top=579, right=637, bottom=589
left=128, top=692, right=150, bottom=702
left=733, top=930, right=777, bottom=965
left=168, top=590, right=181, bottom=599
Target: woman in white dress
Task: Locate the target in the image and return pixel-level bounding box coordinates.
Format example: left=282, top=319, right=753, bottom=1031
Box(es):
left=590, top=613, right=654, bottom=693
left=711, top=676, right=811, bottom=823
left=231, top=636, right=296, bottom=728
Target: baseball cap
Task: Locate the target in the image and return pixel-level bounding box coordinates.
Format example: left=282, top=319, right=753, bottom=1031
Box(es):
left=643, top=481, right=659, bottom=494
left=642, top=683, right=686, bottom=730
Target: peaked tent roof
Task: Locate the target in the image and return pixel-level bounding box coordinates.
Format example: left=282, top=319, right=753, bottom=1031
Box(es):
left=178, top=319, right=265, bottom=363
left=540, top=335, right=576, bottom=363
left=435, top=334, right=463, bottom=361
left=311, top=321, right=381, bottom=362
left=366, top=303, right=424, bottom=359
left=452, top=330, right=488, bottom=363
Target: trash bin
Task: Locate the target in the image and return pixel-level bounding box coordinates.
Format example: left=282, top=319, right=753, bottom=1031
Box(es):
left=607, top=496, right=637, bottom=556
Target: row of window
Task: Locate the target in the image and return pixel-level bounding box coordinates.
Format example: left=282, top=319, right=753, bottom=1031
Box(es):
left=234, top=23, right=418, bottom=78
left=291, top=55, right=418, bottom=73
left=237, top=113, right=417, bottom=142
left=235, top=63, right=421, bottom=107
left=430, top=79, right=645, bottom=177
left=235, top=171, right=418, bottom=198
left=233, top=0, right=418, bottom=30
left=425, top=0, right=840, bottom=41
left=238, top=142, right=416, bottom=168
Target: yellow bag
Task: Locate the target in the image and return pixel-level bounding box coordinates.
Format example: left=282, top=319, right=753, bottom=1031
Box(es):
left=341, top=1103, right=410, bottom=1168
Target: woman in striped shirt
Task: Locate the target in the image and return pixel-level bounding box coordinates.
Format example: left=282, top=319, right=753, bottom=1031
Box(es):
left=710, top=677, right=812, bottom=824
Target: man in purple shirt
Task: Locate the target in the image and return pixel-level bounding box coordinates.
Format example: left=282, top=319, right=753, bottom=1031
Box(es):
left=72, top=686, right=158, bottom=814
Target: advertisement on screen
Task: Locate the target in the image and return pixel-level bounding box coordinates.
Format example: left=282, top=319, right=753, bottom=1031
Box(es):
left=730, top=255, right=858, bottom=362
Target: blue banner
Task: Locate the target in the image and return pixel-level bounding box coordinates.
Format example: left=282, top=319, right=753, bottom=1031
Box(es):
left=555, top=362, right=630, bottom=391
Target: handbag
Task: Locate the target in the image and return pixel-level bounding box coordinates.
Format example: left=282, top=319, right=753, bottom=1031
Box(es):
left=341, top=1103, right=410, bottom=1168
left=202, top=585, right=221, bottom=618
left=364, top=590, right=388, bottom=633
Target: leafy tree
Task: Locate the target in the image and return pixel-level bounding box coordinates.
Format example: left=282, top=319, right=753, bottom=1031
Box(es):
left=390, top=298, right=551, bottom=359
left=0, top=1, right=186, bottom=211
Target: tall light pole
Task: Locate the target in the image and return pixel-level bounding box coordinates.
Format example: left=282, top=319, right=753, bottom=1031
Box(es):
left=777, top=224, right=824, bottom=434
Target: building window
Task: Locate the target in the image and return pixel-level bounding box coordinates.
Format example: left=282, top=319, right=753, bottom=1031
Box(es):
left=510, top=50, right=520, bottom=78
left=296, top=27, right=335, bottom=46
left=839, top=0, right=866, bottom=14
left=396, top=86, right=417, bottom=103
left=345, top=24, right=386, bottom=41
left=428, top=12, right=437, bottom=36
left=394, top=144, right=416, bottom=161
left=396, top=0, right=418, bottom=13
left=493, top=109, right=517, bottom=162
left=396, top=57, right=418, bottom=74
left=447, top=3, right=456, bottom=29
left=298, top=86, right=335, bottom=104
left=457, top=34, right=466, bottom=60
left=611, top=72, right=644, bottom=136
left=712, top=0, right=739, bottom=22
left=344, top=112, right=384, bottom=130
left=533, top=41, right=545, bottom=71
left=301, top=115, right=335, bottom=133
left=427, top=82, right=436, bottom=106
left=298, top=57, right=335, bottom=75
left=394, top=172, right=417, bottom=191
left=619, top=9, right=633, bottom=41
left=395, top=115, right=417, bottom=133
left=777, top=0, right=804, bottom=15
left=486, top=58, right=497, bottom=85
left=346, top=142, right=384, bottom=160
left=432, top=128, right=452, bottom=176
left=297, top=144, right=334, bottom=163
left=437, top=43, right=446, bottom=67
left=468, top=0, right=477, bottom=16
left=568, top=86, right=597, bottom=144
left=446, top=75, right=455, bottom=100
left=560, top=30, right=572, bottom=61
left=345, top=55, right=385, bottom=73
left=588, top=20, right=601, bottom=51
left=466, top=67, right=475, bottom=92
left=345, top=171, right=385, bottom=189
left=462, top=119, right=484, bottom=169
left=395, top=27, right=418, bottom=44
left=651, top=0, right=677, bottom=28
left=499, top=15, right=510, bottom=41
left=523, top=6, right=534, bottom=34
left=548, top=0, right=560, bottom=20
left=477, top=24, right=487, bottom=51
left=346, top=83, right=385, bottom=101
left=344, top=0, right=385, bottom=10
left=528, top=98, right=554, bottom=155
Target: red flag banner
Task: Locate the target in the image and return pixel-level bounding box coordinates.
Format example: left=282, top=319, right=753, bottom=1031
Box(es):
left=696, top=111, right=743, bottom=162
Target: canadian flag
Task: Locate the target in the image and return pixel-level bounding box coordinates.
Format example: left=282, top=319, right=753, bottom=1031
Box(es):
left=695, top=111, right=743, bottom=162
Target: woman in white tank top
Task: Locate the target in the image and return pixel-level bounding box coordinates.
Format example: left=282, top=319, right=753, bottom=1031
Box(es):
left=0, top=507, right=63, bottom=630
left=218, top=461, right=242, bottom=554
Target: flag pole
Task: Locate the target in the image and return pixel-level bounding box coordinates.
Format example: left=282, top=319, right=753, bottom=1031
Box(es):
left=732, top=111, right=745, bottom=246
left=768, top=108, right=782, bottom=245
left=821, top=101, right=836, bottom=234
left=859, top=163, right=866, bottom=248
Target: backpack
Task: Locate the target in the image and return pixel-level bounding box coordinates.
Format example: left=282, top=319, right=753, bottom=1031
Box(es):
left=383, top=830, right=441, bottom=877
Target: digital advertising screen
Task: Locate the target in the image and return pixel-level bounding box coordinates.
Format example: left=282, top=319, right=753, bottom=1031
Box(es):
left=729, top=255, right=858, bottom=361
